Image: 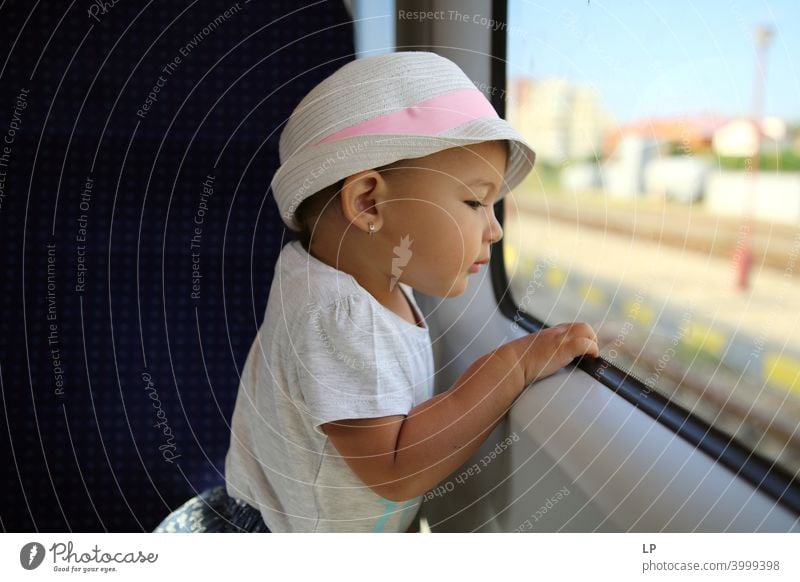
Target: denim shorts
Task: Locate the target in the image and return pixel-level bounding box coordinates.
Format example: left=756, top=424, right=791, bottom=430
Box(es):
left=227, top=495, right=272, bottom=533
left=153, top=486, right=272, bottom=533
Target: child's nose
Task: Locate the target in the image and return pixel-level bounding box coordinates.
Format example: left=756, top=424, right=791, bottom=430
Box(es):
left=487, top=211, right=503, bottom=244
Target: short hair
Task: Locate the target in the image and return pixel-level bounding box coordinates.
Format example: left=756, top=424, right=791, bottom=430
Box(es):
left=293, top=159, right=405, bottom=249
left=294, top=178, right=344, bottom=250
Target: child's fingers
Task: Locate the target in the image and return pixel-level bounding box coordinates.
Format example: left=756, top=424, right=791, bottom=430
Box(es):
left=571, top=325, right=599, bottom=357
left=574, top=337, right=599, bottom=358
left=560, top=322, right=597, bottom=345
left=547, top=322, right=599, bottom=357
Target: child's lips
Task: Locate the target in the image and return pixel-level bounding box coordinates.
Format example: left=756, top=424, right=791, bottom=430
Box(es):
left=468, top=256, right=489, bottom=273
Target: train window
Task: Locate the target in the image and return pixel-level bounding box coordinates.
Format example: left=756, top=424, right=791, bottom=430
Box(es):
left=502, top=1, right=800, bottom=478
left=351, top=0, right=395, bottom=57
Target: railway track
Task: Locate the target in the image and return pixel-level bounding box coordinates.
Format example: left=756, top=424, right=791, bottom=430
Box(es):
left=511, top=194, right=799, bottom=273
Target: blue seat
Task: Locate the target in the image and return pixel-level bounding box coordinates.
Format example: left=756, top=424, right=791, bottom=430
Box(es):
left=1, top=1, right=354, bottom=532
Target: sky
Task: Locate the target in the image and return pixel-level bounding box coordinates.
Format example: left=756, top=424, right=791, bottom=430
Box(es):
left=508, top=0, right=800, bottom=124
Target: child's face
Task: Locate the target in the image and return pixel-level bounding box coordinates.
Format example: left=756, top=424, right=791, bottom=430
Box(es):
left=378, top=140, right=507, bottom=298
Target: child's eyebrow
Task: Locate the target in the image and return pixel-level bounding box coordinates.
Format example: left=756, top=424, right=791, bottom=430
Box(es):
left=468, top=178, right=495, bottom=186
left=467, top=178, right=500, bottom=195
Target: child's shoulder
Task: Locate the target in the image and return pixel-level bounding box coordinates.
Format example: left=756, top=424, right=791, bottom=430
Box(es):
left=274, top=246, right=422, bottom=338
left=271, top=240, right=366, bottom=319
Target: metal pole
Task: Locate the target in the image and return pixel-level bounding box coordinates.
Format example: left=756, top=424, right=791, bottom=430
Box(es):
left=735, top=25, right=774, bottom=291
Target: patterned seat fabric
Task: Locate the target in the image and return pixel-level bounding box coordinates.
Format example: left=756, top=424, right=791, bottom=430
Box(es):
left=1, top=1, right=353, bottom=532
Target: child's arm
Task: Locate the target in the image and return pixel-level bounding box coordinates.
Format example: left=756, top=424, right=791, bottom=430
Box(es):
left=322, top=322, right=599, bottom=502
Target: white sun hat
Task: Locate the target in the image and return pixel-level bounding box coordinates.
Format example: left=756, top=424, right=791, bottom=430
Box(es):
left=272, top=51, right=536, bottom=232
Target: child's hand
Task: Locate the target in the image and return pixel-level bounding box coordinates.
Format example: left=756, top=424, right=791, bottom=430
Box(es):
left=504, top=322, right=599, bottom=385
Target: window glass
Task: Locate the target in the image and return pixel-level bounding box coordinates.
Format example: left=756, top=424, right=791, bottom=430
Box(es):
left=505, top=0, right=800, bottom=477
left=352, top=0, right=395, bottom=58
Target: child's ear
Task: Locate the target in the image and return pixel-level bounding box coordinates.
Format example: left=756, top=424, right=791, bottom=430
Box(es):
left=339, top=170, right=388, bottom=234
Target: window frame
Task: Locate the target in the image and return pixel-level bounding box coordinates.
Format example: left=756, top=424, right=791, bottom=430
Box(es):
left=490, top=0, right=799, bottom=517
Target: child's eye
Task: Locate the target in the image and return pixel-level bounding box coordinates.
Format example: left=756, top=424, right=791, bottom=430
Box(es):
left=465, top=200, right=487, bottom=210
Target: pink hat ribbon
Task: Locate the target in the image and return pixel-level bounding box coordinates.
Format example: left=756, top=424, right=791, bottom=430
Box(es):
left=312, top=88, right=498, bottom=146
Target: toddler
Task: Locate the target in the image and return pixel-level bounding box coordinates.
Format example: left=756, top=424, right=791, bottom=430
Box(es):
left=224, top=51, right=599, bottom=532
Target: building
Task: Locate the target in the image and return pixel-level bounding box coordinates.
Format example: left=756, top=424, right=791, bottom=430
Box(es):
left=712, top=117, right=788, bottom=157
left=509, top=77, right=615, bottom=164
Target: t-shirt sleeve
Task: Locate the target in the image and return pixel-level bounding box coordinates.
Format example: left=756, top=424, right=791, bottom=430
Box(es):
left=291, top=294, right=415, bottom=436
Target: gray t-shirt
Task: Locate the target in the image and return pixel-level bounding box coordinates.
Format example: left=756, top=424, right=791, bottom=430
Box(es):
left=225, top=240, right=435, bottom=532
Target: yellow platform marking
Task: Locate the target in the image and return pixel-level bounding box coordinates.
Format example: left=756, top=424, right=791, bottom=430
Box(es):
left=683, top=322, right=726, bottom=358
left=764, top=353, right=800, bottom=395
left=623, top=298, right=655, bottom=325
left=546, top=266, right=566, bottom=287
left=504, top=243, right=519, bottom=275
left=580, top=283, right=606, bottom=305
